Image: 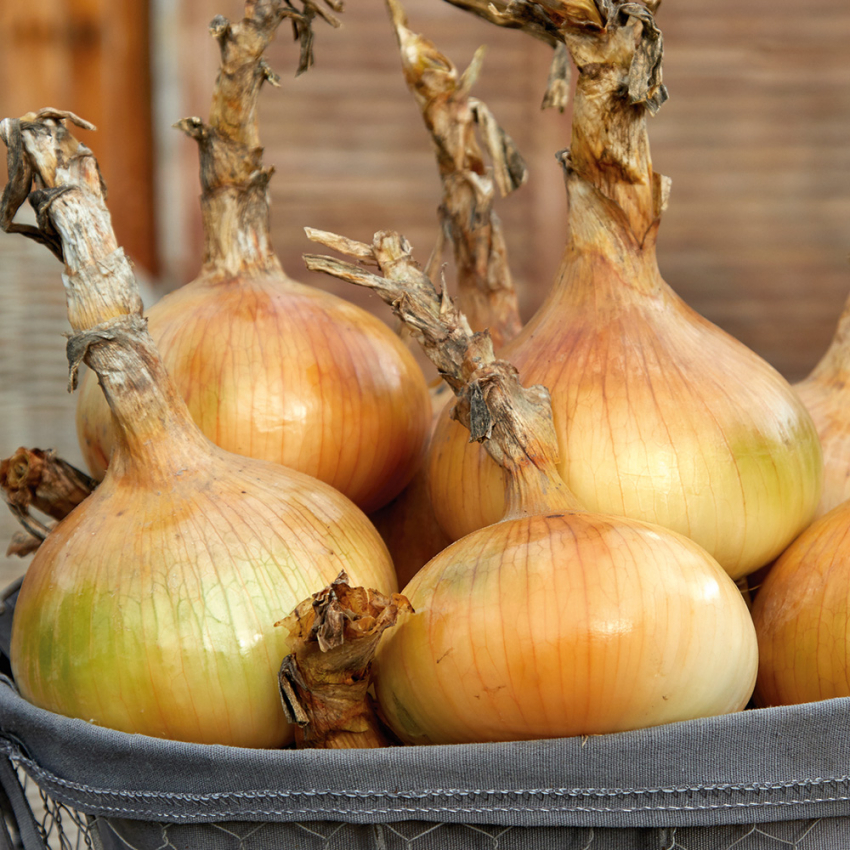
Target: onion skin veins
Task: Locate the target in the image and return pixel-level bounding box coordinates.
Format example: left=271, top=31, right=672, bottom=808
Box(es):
left=77, top=273, right=431, bottom=514
left=752, top=500, right=850, bottom=708
left=304, top=229, right=759, bottom=746
left=425, top=4, right=822, bottom=579
left=12, top=444, right=396, bottom=748
left=76, top=2, right=432, bottom=515
left=2, top=109, right=397, bottom=749
left=376, top=510, right=758, bottom=745
left=428, top=245, right=823, bottom=579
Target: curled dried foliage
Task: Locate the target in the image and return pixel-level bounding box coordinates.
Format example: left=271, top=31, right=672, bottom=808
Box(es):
left=0, top=448, right=96, bottom=556
left=277, top=573, right=413, bottom=748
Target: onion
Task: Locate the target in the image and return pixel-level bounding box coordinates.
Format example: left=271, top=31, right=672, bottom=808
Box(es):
left=1, top=109, right=396, bottom=748
left=305, top=229, right=758, bottom=745
left=425, top=0, right=822, bottom=579
left=75, top=3, right=431, bottom=514
left=752, top=502, right=850, bottom=707
left=794, top=295, right=850, bottom=518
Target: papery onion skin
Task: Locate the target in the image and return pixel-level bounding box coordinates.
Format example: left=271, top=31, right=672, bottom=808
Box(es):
left=428, top=241, right=823, bottom=580
left=76, top=274, right=432, bottom=514
left=11, top=445, right=397, bottom=749
left=376, top=510, right=758, bottom=745
left=752, top=501, right=850, bottom=707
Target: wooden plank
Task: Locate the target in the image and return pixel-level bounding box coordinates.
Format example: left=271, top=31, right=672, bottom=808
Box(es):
left=0, top=0, right=157, bottom=274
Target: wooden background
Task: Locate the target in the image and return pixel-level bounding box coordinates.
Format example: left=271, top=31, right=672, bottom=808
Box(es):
left=2, top=0, right=850, bottom=377
left=169, top=0, right=850, bottom=380
left=1, top=0, right=850, bottom=580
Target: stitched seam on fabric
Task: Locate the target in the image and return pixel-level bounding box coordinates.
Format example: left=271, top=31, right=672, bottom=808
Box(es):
left=4, top=738, right=850, bottom=808
left=0, top=741, right=850, bottom=814
left=14, top=795, right=850, bottom=821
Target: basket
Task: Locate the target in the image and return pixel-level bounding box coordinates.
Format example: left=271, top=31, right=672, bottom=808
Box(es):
left=2, top=583, right=850, bottom=850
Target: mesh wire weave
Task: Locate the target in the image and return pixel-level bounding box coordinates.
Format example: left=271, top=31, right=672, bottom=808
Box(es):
left=9, top=779, right=850, bottom=850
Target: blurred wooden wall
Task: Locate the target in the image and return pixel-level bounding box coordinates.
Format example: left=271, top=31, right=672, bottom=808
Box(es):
left=0, top=0, right=156, bottom=274
left=2, top=0, right=850, bottom=380
left=168, top=0, right=850, bottom=381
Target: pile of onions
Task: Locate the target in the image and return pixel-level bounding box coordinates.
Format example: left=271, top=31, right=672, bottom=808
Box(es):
left=0, top=107, right=396, bottom=749
left=794, top=294, right=850, bottom=518
left=75, top=1, right=431, bottom=515
left=425, top=0, right=822, bottom=579
left=306, top=229, right=758, bottom=745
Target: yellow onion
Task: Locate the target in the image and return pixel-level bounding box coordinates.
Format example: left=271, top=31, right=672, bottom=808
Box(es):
left=426, top=1, right=822, bottom=579
left=305, top=229, right=758, bottom=745
left=3, top=111, right=395, bottom=746
left=75, top=6, right=431, bottom=515
left=794, top=297, right=850, bottom=518
left=752, top=502, right=850, bottom=707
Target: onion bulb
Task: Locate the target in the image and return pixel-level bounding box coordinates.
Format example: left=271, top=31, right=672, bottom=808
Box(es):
left=752, top=501, right=850, bottom=707
left=305, top=229, right=758, bottom=745
left=75, top=4, right=431, bottom=514
left=426, top=1, right=822, bottom=579
left=794, top=295, right=850, bottom=518
left=1, top=110, right=396, bottom=748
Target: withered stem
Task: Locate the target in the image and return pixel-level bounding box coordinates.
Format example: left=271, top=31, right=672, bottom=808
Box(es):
left=1, top=448, right=97, bottom=557
left=1, top=448, right=96, bottom=522
left=176, top=1, right=343, bottom=277
left=442, top=0, right=669, bottom=243
left=305, top=229, right=581, bottom=517
left=278, top=574, right=412, bottom=749
left=0, top=113, right=209, bottom=478
left=387, top=0, right=524, bottom=348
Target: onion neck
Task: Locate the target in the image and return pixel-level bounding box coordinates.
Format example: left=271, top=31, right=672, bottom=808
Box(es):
left=568, top=43, right=654, bottom=241
left=177, top=6, right=291, bottom=280
left=550, top=7, right=670, bottom=300
left=803, top=294, right=850, bottom=389
left=83, top=330, right=213, bottom=484
left=199, top=180, right=282, bottom=278
left=33, top=131, right=213, bottom=483
left=502, top=455, right=581, bottom=520
left=452, top=359, right=585, bottom=520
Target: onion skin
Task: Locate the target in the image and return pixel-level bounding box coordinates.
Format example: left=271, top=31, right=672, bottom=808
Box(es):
left=77, top=274, right=431, bottom=513
left=305, top=229, right=758, bottom=745
left=428, top=248, right=823, bottom=579
left=752, top=501, right=850, bottom=708
left=795, top=306, right=850, bottom=519
left=11, top=445, right=396, bottom=748
left=76, top=1, right=432, bottom=515
left=376, top=510, right=758, bottom=745
left=2, top=108, right=397, bottom=749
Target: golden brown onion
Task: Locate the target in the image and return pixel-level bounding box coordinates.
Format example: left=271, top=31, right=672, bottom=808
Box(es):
left=306, top=228, right=758, bottom=745
left=3, top=106, right=395, bottom=749
left=752, top=501, right=850, bottom=707
left=425, top=1, right=822, bottom=580
left=76, top=4, right=431, bottom=514
left=795, top=297, right=850, bottom=518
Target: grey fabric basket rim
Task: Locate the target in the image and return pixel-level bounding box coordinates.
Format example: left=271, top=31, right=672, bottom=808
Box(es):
left=2, top=676, right=850, bottom=830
